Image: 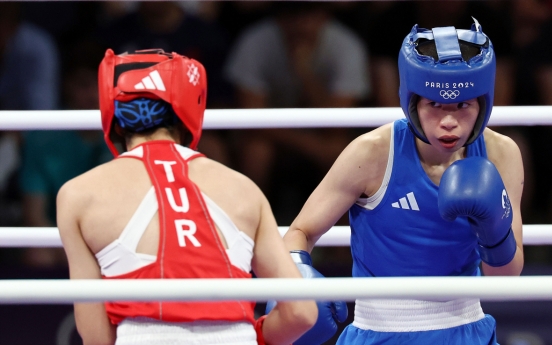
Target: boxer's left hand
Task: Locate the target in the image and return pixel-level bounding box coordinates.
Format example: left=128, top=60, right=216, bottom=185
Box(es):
left=438, top=157, right=517, bottom=267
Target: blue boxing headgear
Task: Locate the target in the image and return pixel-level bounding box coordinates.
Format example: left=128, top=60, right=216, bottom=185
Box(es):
left=398, top=18, right=496, bottom=145
left=114, top=98, right=176, bottom=133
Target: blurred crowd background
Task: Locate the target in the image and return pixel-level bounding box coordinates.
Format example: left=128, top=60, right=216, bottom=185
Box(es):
left=1, top=1, right=552, bottom=344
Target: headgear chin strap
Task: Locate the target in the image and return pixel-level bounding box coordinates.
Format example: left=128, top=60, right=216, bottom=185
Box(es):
left=398, top=18, right=496, bottom=145
left=99, top=49, right=207, bottom=157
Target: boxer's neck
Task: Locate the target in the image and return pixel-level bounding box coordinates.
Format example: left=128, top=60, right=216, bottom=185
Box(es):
left=126, top=128, right=178, bottom=151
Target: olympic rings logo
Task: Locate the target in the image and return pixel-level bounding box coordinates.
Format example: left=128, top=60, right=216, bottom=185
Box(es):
left=439, top=90, right=460, bottom=99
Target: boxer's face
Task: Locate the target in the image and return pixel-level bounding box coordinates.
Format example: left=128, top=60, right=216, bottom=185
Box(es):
left=417, top=97, right=479, bottom=151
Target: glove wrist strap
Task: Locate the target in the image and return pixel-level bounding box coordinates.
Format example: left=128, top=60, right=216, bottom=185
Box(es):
left=290, top=250, right=312, bottom=265
left=254, top=315, right=267, bottom=345
left=479, top=227, right=517, bottom=267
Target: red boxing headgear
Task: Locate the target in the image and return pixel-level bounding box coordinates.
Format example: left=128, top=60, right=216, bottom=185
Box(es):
left=98, top=49, right=207, bottom=156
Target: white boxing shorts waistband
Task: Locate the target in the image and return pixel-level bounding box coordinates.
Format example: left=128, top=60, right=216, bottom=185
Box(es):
left=353, top=298, right=485, bottom=332
left=116, top=317, right=257, bottom=345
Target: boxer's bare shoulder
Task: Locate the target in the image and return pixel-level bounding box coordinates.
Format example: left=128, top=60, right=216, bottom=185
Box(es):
left=483, top=128, right=523, bottom=194
left=483, top=128, right=522, bottom=165
left=330, top=123, right=393, bottom=198
left=188, top=155, right=268, bottom=239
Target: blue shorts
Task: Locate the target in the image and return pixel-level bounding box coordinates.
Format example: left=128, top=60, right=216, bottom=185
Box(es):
left=336, top=314, right=498, bottom=345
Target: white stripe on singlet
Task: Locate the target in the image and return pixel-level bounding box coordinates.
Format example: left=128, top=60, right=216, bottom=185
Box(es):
left=95, top=187, right=158, bottom=276
left=355, top=124, right=394, bottom=210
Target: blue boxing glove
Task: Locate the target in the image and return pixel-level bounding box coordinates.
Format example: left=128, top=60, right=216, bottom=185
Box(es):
left=438, top=157, right=517, bottom=267
left=266, top=250, right=348, bottom=345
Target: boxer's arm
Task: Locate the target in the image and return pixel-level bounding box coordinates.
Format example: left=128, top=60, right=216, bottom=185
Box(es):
left=57, top=183, right=116, bottom=345
left=484, top=130, right=524, bottom=276
left=285, top=125, right=390, bottom=252
left=251, top=193, right=317, bottom=345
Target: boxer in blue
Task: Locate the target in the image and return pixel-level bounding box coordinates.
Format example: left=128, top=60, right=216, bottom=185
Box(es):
left=281, top=19, right=524, bottom=344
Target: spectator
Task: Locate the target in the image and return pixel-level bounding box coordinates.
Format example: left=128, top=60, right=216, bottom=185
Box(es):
left=0, top=3, right=59, bottom=111
left=19, top=41, right=111, bottom=267
left=216, top=1, right=273, bottom=43
left=0, top=2, right=60, bottom=226
left=225, top=2, right=370, bottom=223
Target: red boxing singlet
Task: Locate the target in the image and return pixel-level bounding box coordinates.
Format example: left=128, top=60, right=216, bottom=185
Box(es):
left=104, top=141, right=255, bottom=325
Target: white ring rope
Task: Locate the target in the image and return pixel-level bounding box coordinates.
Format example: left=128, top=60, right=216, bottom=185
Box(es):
left=1, top=225, right=550, bottom=248
left=0, top=106, right=551, bottom=130
left=1, top=108, right=551, bottom=307
left=1, top=276, right=552, bottom=304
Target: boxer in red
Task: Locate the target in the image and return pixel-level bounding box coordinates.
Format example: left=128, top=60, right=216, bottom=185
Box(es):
left=57, top=49, right=317, bottom=345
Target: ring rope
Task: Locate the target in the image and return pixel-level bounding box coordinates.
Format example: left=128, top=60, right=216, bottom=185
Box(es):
left=2, top=108, right=551, bottom=306
left=1, top=106, right=551, bottom=130
left=1, top=276, right=552, bottom=304
left=1, top=225, right=550, bottom=248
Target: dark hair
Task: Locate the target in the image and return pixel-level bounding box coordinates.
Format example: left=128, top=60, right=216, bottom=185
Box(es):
left=110, top=116, right=193, bottom=153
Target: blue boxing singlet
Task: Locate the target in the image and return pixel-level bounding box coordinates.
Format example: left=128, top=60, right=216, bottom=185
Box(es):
left=349, top=119, right=487, bottom=278
left=336, top=119, right=498, bottom=345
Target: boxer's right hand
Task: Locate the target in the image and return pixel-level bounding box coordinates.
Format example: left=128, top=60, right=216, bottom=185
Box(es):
left=266, top=250, right=348, bottom=345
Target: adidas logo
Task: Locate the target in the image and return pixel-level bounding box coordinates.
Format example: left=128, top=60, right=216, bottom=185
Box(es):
left=134, top=70, right=166, bottom=91
left=391, top=192, right=419, bottom=211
